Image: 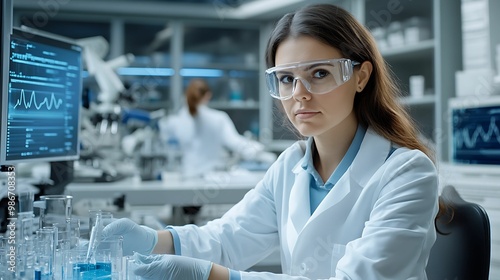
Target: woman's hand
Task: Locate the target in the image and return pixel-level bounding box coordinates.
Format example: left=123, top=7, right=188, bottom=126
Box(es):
left=101, top=218, right=158, bottom=256
left=133, top=253, right=213, bottom=280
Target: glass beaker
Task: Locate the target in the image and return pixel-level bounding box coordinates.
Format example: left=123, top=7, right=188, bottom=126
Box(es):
left=66, top=235, right=123, bottom=280
left=38, top=195, right=73, bottom=229
left=36, top=195, right=73, bottom=251
left=17, top=191, right=35, bottom=215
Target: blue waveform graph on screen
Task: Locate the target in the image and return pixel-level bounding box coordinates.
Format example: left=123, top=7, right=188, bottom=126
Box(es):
left=12, top=89, right=64, bottom=111
left=452, top=105, right=500, bottom=165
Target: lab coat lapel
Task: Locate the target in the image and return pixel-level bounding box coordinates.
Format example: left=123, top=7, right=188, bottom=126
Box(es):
left=305, top=128, right=391, bottom=224
left=308, top=175, right=352, bottom=223
left=349, top=127, right=391, bottom=187
left=286, top=163, right=311, bottom=254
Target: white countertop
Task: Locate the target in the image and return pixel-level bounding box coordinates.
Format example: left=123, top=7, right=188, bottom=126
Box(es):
left=65, top=170, right=266, bottom=206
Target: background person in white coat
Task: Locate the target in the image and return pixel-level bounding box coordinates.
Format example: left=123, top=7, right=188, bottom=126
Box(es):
left=159, top=78, right=272, bottom=178
left=103, top=4, right=442, bottom=280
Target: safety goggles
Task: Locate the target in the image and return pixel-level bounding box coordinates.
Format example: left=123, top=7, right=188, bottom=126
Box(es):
left=265, top=58, right=360, bottom=100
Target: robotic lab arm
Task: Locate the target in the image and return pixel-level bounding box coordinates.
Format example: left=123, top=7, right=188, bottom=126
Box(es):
left=76, top=36, right=134, bottom=113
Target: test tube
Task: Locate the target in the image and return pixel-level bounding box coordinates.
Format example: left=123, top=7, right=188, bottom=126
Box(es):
left=68, top=218, right=81, bottom=249
left=87, top=211, right=103, bottom=263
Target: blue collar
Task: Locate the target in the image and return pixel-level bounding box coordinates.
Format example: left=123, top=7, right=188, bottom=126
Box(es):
left=301, top=124, right=367, bottom=190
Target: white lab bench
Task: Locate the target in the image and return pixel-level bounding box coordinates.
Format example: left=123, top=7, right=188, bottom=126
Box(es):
left=65, top=171, right=266, bottom=207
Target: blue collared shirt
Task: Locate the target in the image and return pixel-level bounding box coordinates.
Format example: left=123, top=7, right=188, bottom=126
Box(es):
left=302, top=125, right=367, bottom=214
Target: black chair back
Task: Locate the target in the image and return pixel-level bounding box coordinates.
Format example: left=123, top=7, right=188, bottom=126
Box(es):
left=426, top=185, right=491, bottom=280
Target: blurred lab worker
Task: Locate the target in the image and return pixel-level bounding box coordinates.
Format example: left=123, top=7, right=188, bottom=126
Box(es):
left=102, top=4, right=441, bottom=280
left=159, top=78, right=274, bottom=178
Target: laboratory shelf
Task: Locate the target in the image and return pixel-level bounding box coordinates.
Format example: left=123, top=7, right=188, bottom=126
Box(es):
left=381, top=39, right=435, bottom=61
left=400, top=95, right=436, bottom=106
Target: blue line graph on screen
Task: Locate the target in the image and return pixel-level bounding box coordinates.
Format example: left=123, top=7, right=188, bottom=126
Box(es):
left=13, top=89, right=64, bottom=110
left=455, top=117, right=500, bottom=149
left=452, top=105, right=500, bottom=165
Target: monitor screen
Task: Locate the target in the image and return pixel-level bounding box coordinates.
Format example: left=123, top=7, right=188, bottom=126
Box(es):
left=449, top=96, right=500, bottom=166
left=1, top=0, right=12, bottom=125
left=0, top=27, right=83, bottom=165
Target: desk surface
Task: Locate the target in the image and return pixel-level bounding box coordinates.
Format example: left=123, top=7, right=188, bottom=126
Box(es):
left=65, top=171, right=266, bottom=206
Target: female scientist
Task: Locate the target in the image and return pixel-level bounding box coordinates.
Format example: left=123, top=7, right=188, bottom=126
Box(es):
left=159, top=78, right=272, bottom=178
left=103, top=3, right=440, bottom=279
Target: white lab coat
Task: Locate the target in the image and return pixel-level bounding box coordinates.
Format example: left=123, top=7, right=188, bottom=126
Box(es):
left=170, top=127, right=439, bottom=279
left=159, top=105, right=265, bottom=177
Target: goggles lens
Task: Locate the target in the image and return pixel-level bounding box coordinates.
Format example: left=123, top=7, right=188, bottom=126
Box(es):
left=265, top=58, right=360, bottom=100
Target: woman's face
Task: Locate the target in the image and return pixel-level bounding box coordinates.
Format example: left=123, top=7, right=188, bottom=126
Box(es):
left=275, top=36, right=360, bottom=137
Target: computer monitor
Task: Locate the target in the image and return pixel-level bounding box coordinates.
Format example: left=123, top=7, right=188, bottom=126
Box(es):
left=0, top=27, right=83, bottom=165
left=449, top=96, right=500, bottom=169
left=0, top=1, right=12, bottom=149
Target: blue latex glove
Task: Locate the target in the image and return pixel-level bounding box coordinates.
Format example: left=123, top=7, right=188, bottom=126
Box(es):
left=101, top=218, right=158, bottom=256
left=133, top=253, right=213, bottom=280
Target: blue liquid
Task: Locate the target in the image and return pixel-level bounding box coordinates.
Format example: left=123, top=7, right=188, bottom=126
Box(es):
left=80, top=269, right=111, bottom=279
left=74, top=262, right=112, bottom=279
left=34, top=269, right=51, bottom=280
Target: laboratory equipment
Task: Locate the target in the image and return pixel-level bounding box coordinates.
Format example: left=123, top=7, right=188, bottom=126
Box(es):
left=86, top=216, right=101, bottom=264
left=34, top=227, right=56, bottom=279
left=34, top=194, right=78, bottom=264
left=36, top=195, right=73, bottom=230
left=125, top=255, right=141, bottom=280
left=65, top=235, right=123, bottom=280
left=17, top=191, right=35, bottom=214
left=16, top=212, right=36, bottom=278
left=53, top=217, right=81, bottom=251
left=120, top=108, right=168, bottom=181
left=76, top=36, right=134, bottom=156
left=76, top=36, right=133, bottom=116
left=0, top=27, right=83, bottom=165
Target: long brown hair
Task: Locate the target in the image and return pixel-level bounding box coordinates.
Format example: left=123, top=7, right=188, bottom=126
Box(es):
left=185, top=78, right=211, bottom=116
left=265, top=4, right=433, bottom=160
